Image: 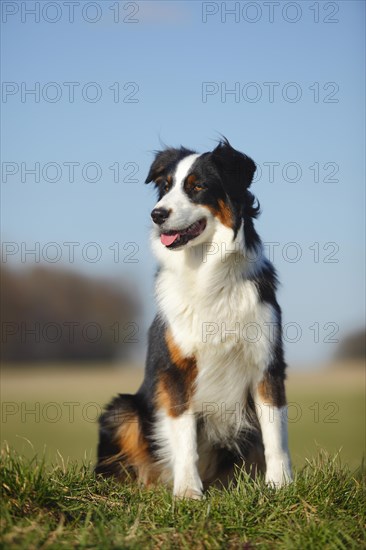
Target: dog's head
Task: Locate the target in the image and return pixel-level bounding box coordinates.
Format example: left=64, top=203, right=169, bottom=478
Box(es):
left=145, top=138, right=258, bottom=251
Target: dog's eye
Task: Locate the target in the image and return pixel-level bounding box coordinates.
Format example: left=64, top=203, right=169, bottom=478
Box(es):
left=163, top=182, right=171, bottom=193
left=193, top=184, right=204, bottom=192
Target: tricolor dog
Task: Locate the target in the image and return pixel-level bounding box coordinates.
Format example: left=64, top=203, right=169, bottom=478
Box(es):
left=96, top=139, right=292, bottom=498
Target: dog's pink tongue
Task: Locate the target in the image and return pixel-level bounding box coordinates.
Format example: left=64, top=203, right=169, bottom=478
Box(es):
left=161, top=233, right=179, bottom=246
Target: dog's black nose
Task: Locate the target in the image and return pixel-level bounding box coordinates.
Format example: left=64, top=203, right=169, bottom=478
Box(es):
left=151, top=207, right=170, bottom=225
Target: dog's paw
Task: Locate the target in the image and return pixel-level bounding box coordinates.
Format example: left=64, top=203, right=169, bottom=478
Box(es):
left=173, top=474, right=203, bottom=500
left=265, top=457, right=292, bottom=488
left=174, top=487, right=204, bottom=500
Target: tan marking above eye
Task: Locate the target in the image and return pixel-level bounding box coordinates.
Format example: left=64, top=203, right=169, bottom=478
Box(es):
left=185, top=175, right=205, bottom=192
left=155, top=174, right=172, bottom=191
left=163, top=175, right=173, bottom=192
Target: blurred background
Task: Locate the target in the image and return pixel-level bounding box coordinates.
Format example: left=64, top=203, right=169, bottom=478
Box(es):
left=1, top=1, right=365, bottom=469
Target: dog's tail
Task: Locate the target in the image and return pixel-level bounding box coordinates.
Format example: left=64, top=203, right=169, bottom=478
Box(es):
left=95, top=394, right=155, bottom=484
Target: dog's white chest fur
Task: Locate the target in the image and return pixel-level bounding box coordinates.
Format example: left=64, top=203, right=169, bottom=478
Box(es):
left=155, top=236, right=276, bottom=444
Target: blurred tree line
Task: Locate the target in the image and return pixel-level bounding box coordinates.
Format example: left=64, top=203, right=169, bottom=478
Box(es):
left=1, top=265, right=140, bottom=363
left=336, top=328, right=365, bottom=363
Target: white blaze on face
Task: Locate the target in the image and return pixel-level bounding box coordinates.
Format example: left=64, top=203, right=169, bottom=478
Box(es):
left=154, top=154, right=206, bottom=232
left=173, top=154, right=201, bottom=186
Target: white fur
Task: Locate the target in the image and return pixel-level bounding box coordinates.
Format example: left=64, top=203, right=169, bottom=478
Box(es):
left=154, top=154, right=201, bottom=228
left=153, top=409, right=203, bottom=498
left=153, top=207, right=272, bottom=443
left=254, top=396, right=292, bottom=486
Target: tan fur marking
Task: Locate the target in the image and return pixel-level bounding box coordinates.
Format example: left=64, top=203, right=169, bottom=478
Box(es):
left=156, top=376, right=179, bottom=418
left=258, top=375, right=287, bottom=408
left=186, top=174, right=197, bottom=187
left=217, top=199, right=234, bottom=227
left=166, top=330, right=198, bottom=385
left=117, top=414, right=157, bottom=485
left=205, top=199, right=234, bottom=228
left=154, top=331, right=198, bottom=417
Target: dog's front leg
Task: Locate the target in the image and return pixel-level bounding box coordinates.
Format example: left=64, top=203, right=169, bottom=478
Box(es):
left=254, top=370, right=292, bottom=487
left=155, top=332, right=202, bottom=498
left=158, top=409, right=203, bottom=499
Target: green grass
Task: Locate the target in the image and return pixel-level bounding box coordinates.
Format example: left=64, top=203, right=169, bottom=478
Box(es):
left=1, top=446, right=365, bottom=549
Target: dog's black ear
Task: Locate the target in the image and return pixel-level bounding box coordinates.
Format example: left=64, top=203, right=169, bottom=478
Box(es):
left=145, top=147, right=195, bottom=184
left=211, top=138, right=256, bottom=201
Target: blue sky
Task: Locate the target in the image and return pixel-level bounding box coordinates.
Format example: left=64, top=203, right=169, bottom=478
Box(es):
left=1, top=1, right=365, bottom=365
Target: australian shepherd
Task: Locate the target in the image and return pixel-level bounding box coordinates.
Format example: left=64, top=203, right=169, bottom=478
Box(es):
left=96, top=138, right=292, bottom=498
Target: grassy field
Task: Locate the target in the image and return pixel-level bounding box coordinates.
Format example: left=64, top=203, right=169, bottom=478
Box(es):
left=1, top=363, right=365, bottom=548
left=1, top=447, right=365, bottom=549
